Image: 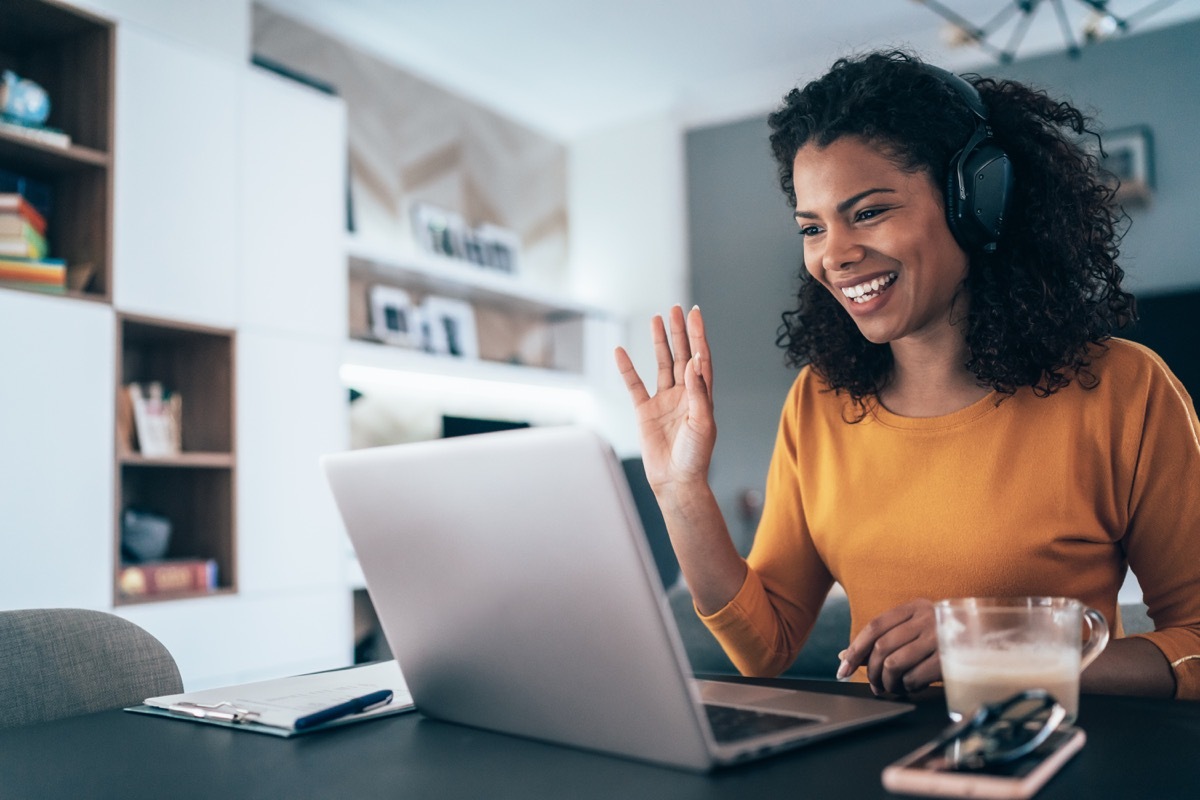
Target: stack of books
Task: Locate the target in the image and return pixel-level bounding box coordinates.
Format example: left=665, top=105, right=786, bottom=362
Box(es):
left=0, top=190, right=64, bottom=292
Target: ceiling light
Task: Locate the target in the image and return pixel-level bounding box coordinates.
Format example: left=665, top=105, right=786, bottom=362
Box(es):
left=915, top=0, right=1182, bottom=63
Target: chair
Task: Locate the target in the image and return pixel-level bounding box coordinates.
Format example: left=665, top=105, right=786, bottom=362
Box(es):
left=0, top=608, right=183, bottom=728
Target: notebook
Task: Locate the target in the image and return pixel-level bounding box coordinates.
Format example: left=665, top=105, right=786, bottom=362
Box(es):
left=321, top=425, right=911, bottom=771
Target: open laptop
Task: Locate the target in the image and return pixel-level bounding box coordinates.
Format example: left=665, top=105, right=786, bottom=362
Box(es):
left=321, top=426, right=911, bottom=771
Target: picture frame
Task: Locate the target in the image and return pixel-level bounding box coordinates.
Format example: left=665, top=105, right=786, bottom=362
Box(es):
left=1098, top=126, right=1154, bottom=206
left=369, top=284, right=423, bottom=348
left=421, top=295, right=479, bottom=359
left=410, top=201, right=522, bottom=274
left=411, top=202, right=468, bottom=260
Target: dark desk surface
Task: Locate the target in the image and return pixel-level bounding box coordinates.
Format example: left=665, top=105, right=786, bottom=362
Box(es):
left=3, top=677, right=1198, bottom=800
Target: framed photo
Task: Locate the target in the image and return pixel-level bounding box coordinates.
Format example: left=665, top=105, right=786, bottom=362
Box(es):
left=421, top=296, right=479, bottom=359
left=1098, top=126, right=1154, bottom=206
left=411, top=202, right=468, bottom=259
left=369, top=284, right=423, bottom=348
left=476, top=222, right=521, bottom=274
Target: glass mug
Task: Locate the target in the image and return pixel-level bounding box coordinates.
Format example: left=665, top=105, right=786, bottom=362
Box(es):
left=934, top=597, right=1109, bottom=723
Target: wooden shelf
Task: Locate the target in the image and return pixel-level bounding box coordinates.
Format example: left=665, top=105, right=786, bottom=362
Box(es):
left=115, top=314, right=237, bottom=606
left=119, top=452, right=236, bottom=469
left=0, top=0, right=114, bottom=299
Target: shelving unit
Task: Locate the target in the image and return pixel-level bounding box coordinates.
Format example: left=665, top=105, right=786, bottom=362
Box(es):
left=115, top=314, right=237, bottom=605
left=0, top=0, right=114, bottom=299
left=346, top=237, right=604, bottom=382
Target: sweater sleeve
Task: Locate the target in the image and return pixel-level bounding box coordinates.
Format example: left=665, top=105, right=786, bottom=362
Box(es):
left=1121, top=352, right=1200, bottom=699
left=698, top=375, right=835, bottom=677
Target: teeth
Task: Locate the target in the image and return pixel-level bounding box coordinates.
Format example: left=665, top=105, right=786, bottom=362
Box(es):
left=841, top=272, right=897, bottom=303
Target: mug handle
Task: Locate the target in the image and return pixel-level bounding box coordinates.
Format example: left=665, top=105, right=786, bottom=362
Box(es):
left=1080, top=607, right=1111, bottom=671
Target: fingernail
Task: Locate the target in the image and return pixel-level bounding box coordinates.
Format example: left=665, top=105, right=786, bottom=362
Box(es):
left=836, top=659, right=851, bottom=681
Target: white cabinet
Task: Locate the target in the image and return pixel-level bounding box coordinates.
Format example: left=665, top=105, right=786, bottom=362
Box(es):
left=239, top=67, right=347, bottom=340
left=113, top=24, right=240, bottom=326
left=0, top=293, right=115, bottom=609
left=236, top=331, right=348, bottom=595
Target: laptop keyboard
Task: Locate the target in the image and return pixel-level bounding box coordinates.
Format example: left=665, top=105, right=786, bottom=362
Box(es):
left=703, top=703, right=818, bottom=744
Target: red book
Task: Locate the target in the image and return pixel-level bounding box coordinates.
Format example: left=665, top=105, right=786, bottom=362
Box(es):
left=0, top=192, right=47, bottom=235
left=118, top=558, right=218, bottom=598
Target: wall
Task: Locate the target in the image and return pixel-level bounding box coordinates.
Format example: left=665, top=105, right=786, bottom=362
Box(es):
left=568, top=111, right=689, bottom=456
left=687, top=20, right=1200, bottom=551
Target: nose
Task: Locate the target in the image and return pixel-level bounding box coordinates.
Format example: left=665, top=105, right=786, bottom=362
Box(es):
left=819, top=223, right=866, bottom=274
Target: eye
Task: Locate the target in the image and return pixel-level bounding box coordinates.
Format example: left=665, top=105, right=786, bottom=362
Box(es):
left=797, top=224, right=823, bottom=237
left=855, top=207, right=889, bottom=222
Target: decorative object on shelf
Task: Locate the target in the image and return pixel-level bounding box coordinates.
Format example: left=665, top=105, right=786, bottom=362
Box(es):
left=411, top=202, right=522, bottom=274
left=421, top=295, right=480, bottom=358
left=117, top=558, right=217, bottom=598
left=127, top=381, right=183, bottom=457
left=915, top=0, right=1183, bottom=63
left=121, top=507, right=173, bottom=563
left=369, top=284, right=424, bottom=348
left=0, top=70, right=69, bottom=149
left=1095, top=125, right=1154, bottom=206
left=0, top=69, right=51, bottom=126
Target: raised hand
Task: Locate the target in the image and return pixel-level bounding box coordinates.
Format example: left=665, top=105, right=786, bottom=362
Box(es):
left=614, top=305, right=716, bottom=493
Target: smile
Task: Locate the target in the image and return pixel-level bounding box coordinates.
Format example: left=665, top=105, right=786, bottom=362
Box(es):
left=841, top=272, right=897, bottom=304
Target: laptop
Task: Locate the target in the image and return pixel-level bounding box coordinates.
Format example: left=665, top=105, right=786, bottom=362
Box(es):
left=321, top=425, right=911, bottom=771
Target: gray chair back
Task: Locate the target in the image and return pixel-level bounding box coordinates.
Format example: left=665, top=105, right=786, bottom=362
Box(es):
left=0, top=608, right=182, bottom=728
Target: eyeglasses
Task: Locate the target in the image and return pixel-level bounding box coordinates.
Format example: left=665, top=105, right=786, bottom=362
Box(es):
left=934, top=690, right=1068, bottom=771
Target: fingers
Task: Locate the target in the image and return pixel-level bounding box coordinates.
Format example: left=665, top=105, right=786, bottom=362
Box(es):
left=685, top=306, right=713, bottom=397
left=839, top=600, right=940, bottom=696
left=651, top=314, right=675, bottom=393
left=668, top=305, right=692, bottom=387
left=613, top=346, right=650, bottom=405
left=683, top=351, right=715, bottom=433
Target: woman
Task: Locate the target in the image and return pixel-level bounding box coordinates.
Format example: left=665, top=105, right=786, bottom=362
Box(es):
left=614, top=50, right=1200, bottom=700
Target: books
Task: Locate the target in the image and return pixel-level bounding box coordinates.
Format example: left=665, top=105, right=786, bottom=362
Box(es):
left=126, top=660, right=415, bottom=737
left=0, top=193, right=46, bottom=234
left=0, top=255, right=65, bottom=291
left=0, top=215, right=47, bottom=258
left=117, top=558, right=217, bottom=598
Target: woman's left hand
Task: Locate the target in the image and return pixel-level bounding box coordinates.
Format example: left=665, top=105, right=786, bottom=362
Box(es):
left=837, top=599, right=941, bottom=697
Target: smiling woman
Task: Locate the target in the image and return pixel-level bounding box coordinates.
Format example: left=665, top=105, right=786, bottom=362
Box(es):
left=614, top=49, right=1200, bottom=708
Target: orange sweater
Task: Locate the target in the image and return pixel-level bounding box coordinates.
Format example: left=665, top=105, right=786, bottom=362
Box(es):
left=700, top=339, right=1200, bottom=699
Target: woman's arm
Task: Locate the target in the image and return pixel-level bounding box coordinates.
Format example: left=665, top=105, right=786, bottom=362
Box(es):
left=614, top=305, right=746, bottom=614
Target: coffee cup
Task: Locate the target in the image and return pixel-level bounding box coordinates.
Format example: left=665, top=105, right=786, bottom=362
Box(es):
left=934, top=597, right=1109, bottom=723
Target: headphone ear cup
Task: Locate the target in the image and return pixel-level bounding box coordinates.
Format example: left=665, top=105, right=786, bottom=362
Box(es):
left=947, top=138, right=1014, bottom=253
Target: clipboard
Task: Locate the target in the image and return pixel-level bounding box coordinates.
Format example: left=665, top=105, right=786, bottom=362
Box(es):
left=124, top=660, right=415, bottom=737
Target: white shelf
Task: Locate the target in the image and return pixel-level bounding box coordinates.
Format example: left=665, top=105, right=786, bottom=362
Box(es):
left=346, top=235, right=605, bottom=319
left=342, top=338, right=588, bottom=390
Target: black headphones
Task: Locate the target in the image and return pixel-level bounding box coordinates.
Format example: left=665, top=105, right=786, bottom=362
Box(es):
left=919, top=64, right=1014, bottom=254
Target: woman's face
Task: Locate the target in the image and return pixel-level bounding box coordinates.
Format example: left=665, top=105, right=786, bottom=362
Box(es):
left=791, top=136, right=970, bottom=347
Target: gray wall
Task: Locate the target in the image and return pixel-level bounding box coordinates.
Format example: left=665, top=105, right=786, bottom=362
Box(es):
left=687, top=20, right=1200, bottom=550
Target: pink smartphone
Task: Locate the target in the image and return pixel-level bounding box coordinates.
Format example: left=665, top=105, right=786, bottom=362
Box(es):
left=881, top=726, right=1086, bottom=799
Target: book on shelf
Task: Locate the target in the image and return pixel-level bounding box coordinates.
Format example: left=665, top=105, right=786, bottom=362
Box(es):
left=0, top=117, right=70, bottom=148
left=0, top=213, right=44, bottom=239
left=0, top=194, right=46, bottom=234
left=0, top=220, right=47, bottom=259
left=0, top=178, right=53, bottom=226
left=118, top=558, right=218, bottom=598
left=0, top=255, right=65, bottom=290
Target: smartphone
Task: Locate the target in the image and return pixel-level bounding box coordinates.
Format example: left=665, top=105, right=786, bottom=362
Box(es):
left=881, top=726, right=1085, bottom=799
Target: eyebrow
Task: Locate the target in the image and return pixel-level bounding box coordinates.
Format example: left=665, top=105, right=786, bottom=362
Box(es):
left=793, top=187, right=896, bottom=220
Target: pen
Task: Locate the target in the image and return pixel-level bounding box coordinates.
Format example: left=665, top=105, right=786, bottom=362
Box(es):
left=292, top=689, right=395, bottom=731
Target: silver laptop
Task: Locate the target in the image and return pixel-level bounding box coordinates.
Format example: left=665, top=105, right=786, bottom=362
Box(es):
left=321, top=425, right=911, bottom=771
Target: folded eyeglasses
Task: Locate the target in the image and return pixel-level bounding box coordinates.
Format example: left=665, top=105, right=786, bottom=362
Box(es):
left=934, top=690, right=1068, bottom=771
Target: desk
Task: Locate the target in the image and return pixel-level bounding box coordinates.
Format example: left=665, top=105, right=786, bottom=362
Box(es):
left=2, top=677, right=1198, bottom=799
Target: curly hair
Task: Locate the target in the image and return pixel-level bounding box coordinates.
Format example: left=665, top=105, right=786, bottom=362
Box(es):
left=769, top=50, right=1134, bottom=415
